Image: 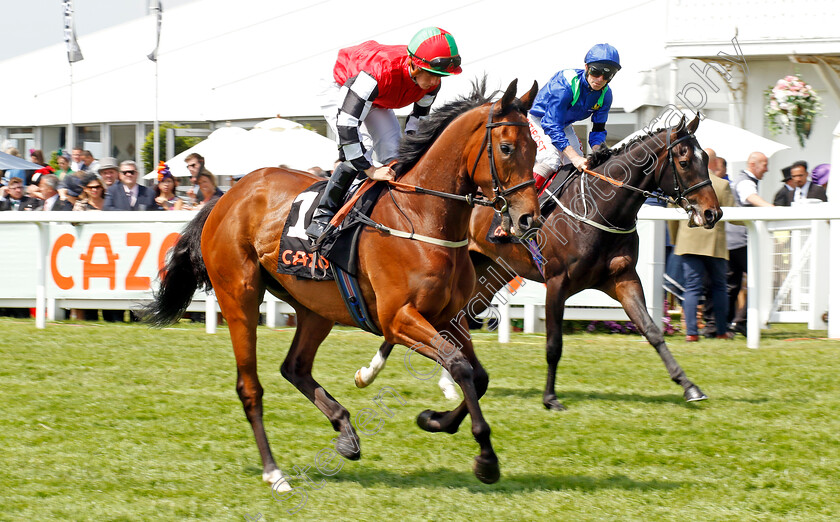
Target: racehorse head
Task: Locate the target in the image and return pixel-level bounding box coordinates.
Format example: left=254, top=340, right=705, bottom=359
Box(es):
left=470, top=79, right=540, bottom=236
left=394, top=78, right=540, bottom=238
left=650, top=115, right=722, bottom=228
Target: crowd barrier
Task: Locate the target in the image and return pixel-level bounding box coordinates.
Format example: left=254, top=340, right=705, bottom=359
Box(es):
left=1, top=205, right=838, bottom=348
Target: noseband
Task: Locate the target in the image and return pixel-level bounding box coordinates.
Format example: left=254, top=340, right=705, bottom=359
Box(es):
left=469, top=101, right=535, bottom=214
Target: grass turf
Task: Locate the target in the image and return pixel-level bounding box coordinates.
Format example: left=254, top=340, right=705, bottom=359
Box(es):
left=1, top=317, right=838, bottom=521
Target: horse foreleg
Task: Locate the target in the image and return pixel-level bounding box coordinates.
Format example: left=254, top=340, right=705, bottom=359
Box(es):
left=610, top=272, right=707, bottom=402
left=354, top=341, right=395, bottom=388
left=280, top=308, right=362, bottom=460
left=543, top=276, right=568, bottom=411
left=390, top=308, right=497, bottom=483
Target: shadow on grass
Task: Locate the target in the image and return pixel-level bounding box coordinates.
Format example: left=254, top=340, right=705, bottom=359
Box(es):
left=488, top=387, right=689, bottom=406
left=326, top=467, right=686, bottom=493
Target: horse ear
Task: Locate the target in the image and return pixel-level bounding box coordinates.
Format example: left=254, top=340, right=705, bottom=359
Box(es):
left=687, top=113, right=701, bottom=134
left=519, top=80, right=539, bottom=111
left=675, top=114, right=687, bottom=133
left=500, top=79, right=518, bottom=111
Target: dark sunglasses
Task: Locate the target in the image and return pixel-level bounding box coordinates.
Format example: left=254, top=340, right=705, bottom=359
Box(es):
left=121, top=170, right=137, bottom=175
left=588, top=65, right=616, bottom=81
left=413, top=53, right=461, bottom=74
left=86, top=185, right=103, bottom=189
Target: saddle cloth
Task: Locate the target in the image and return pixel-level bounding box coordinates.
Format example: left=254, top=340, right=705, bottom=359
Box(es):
left=276, top=179, right=385, bottom=281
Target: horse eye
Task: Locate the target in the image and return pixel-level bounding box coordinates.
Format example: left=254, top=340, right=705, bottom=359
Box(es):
left=500, top=143, right=514, bottom=155
left=679, top=160, right=688, bottom=169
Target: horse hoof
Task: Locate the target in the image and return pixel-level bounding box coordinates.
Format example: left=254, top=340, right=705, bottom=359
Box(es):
left=473, top=455, right=500, bottom=484
left=684, top=385, right=708, bottom=402
left=335, top=435, right=361, bottom=461
left=354, top=368, right=369, bottom=388
left=544, top=398, right=567, bottom=411
left=264, top=469, right=290, bottom=490
left=416, top=410, right=459, bottom=434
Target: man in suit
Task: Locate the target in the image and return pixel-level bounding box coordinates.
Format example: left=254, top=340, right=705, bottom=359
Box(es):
left=773, top=161, right=828, bottom=206
left=670, top=167, right=737, bottom=342
left=21, top=174, right=73, bottom=211
left=103, top=159, right=158, bottom=211
left=0, top=177, right=38, bottom=210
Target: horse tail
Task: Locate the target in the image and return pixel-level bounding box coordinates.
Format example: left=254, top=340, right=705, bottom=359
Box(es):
left=140, top=199, right=219, bottom=327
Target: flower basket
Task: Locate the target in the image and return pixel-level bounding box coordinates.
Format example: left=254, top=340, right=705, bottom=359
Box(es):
left=765, top=75, right=822, bottom=148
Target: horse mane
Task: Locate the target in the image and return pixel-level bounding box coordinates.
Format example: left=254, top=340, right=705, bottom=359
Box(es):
left=586, top=125, right=680, bottom=169
left=393, top=76, right=530, bottom=176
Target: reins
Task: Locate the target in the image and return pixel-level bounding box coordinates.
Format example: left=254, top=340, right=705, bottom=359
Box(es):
left=577, top=129, right=710, bottom=206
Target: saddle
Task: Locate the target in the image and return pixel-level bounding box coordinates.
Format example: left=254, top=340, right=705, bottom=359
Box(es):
left=276, top=178, right=386, bottom=335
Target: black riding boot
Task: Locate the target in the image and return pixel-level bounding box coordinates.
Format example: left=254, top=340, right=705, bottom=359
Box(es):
left=305, top=162, right=359, bottom=245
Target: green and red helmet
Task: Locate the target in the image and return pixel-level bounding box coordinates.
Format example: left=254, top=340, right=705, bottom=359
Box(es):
left=407, top=27, right=462, bottom=76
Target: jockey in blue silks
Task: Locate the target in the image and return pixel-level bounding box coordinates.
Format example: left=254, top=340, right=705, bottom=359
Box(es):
left=528, top=43, right=621, bottom=190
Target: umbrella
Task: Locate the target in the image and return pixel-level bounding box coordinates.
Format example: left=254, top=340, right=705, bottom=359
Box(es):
left=0, top=150, right=44, bottom=171
left=148, top=118, right=338, bottom=179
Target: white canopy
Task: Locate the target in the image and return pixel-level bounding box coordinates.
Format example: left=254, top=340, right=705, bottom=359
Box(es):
left=148, top=118, right=338, bottom=179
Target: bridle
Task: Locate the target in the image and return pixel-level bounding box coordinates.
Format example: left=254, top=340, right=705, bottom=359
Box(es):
left=578, top=127, right=710, bottom=207
left=660, top=129, right=711, bottom=207
left=389, top=101, right=535, bottom=215
left=467, top=101, right=535, bottom=214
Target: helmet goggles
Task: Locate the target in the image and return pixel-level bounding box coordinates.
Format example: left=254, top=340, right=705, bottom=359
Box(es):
left=411, top=52, right=462, bottom=75
left=587, top=62, right=618, bottom=82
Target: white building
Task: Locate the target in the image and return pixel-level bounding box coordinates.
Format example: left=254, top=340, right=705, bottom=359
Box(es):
left=1, top=0, right=838, bottom=200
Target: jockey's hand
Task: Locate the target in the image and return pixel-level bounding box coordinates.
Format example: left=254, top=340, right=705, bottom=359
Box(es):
left=571, top=155, right=589, bottom=171
left=366, top=165, right=395, bottom=182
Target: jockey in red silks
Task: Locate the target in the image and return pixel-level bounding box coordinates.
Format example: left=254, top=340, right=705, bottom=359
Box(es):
left=529, top=43, right=621, bottom=191
left=305, top=27, right=463, bottom=245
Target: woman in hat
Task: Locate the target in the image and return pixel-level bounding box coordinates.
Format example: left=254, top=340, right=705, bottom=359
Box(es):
left=153, top=162, right=185, bottom=210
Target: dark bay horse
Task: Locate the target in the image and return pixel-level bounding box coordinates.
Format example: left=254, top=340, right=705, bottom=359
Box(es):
left=356, top=114, right=722, bottom=410
left=142, top=79, right=539, bottom=485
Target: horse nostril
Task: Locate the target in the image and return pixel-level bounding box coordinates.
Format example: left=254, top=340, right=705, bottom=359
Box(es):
left=704, top=209, right=717, bottom=226
left=519, top=213, right=535, bottom=232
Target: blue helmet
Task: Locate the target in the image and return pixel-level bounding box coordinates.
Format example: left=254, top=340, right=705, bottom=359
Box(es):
left=584, top=43, right=621, bottom=70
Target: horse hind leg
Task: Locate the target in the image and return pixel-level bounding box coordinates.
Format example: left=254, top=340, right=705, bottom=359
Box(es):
left=281, top=308, right=362, bottom=460
left=215, top=278, right=290, bottom=487
left=354, top=341, right=395, bottom=388
left=356, top=341, right=459, bottom=400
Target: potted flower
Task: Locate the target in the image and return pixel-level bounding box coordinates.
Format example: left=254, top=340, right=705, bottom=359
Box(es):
left=765, top=75, right=822, bottom=148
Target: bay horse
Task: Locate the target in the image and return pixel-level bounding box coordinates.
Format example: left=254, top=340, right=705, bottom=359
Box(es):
left=356, top=114, right=722, bottom=410
left=142, top=79, right=539, bottom=485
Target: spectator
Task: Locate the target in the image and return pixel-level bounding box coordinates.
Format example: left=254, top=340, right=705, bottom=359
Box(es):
left=726, top=151, right=772, bottom=336
left=670, top=171, right=737, bottom=341
left=23, top=174, right=73, bottom=211
left=774, top=161, right=827, bottom=206
left=714, top=156, right=729, bottom=180
left=811, top=163, right=830, bottom=189
left=80, top=150, right=99, bottom=174
left=73, top=173, right=106, bottom=211
left=153, top=163, right=184, bottom=210
left=3, top=147, right=27, bottom=186
left=0, top=177, right=36, bottom=211
left=193, top=171, right=224, bottom=208
left=104, top=160, right=158, bottom=211
left=70, top=147, right=85, bottom=171
left=98, top=157, right=120, bottom=189
left=184, top=152, right=210, bottom=206
left=55, top=152, right=73, bottom=181
left=26, top=149, right=56, bottom=198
